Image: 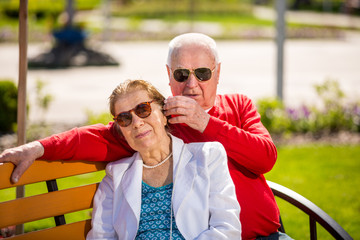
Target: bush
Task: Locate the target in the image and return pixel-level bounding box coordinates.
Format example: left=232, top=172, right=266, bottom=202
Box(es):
left=0, top=80, right=17, bottom=133
left=85, top=110, right=112, bottom=125
left=257, top=79, right=360, bottom=136
left=256, top=97, right=291, bottom=134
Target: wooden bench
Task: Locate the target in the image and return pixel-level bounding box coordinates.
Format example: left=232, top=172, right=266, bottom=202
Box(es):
left=0, top=160, right=106, bottom=240
left=0, top=161, right=353, bottom=239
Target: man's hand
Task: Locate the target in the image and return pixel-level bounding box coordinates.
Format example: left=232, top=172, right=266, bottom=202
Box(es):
left=163, top=96, right=210, bottom=133
left=0, top=141, right=44, bottom=183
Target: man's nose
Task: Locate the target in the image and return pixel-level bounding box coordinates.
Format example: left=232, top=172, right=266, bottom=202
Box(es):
left=186, top=73, right=198, bottom=88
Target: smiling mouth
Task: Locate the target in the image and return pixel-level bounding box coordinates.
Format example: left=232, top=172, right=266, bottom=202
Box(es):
left=135, top=130, right=151, bottom=139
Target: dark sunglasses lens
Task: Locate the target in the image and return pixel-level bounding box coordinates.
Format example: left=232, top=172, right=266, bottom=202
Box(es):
left=135, top=103, right=152, bottom=118
left=194, top=68, right=212, bottom=81
left=173, top=69, right=190, bottom=82
left=117, top=113, right=132, bottom=127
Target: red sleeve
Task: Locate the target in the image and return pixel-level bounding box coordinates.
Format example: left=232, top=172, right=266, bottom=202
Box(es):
left=202, top=95, right=277, bottom=174
left=39, top=122, right=134, bottom=162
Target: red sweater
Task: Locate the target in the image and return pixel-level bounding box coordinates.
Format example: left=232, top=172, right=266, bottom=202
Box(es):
left=40, top=94, right=280, bottom=239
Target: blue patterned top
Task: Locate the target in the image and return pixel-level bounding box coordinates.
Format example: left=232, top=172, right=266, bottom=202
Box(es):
left=135, top=182, right=185, bottom=240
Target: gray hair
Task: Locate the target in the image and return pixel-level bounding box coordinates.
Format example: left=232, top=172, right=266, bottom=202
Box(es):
left=167, top=33, right=219, bottom=66
left=109, top=79, right=165, bottom=117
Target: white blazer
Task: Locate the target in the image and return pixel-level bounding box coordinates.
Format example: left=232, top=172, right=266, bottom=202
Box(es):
left=87, top=135, right=241, bottom=240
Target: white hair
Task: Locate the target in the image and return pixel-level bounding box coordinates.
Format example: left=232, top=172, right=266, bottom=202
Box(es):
left=167, top=33, right=219, bottom=66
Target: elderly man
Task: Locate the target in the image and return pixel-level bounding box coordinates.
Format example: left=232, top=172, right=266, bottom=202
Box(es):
left=1, top=33, right=290, bottom=240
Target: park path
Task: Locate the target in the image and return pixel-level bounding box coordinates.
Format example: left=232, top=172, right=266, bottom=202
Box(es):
left=0, top=37, right=359, bottom=125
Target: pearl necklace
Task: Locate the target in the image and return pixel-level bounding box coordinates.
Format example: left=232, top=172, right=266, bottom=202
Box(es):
left=143, top=152, right=173, bottom=169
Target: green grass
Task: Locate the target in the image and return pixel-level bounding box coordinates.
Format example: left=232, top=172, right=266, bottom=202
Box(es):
left=1, top=144, right=358, bottom=238
left=266, top=144, right=360, bottom=239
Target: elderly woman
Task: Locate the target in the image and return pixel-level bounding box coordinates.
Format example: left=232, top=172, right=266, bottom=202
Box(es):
left=87, top=80, right=241, bottom=240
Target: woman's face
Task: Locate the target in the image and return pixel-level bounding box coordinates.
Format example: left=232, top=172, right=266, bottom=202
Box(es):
left=114, top=90, right=168, bottom=153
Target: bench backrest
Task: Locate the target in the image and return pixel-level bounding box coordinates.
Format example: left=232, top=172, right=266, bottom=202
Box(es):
left=267, top=180, right=353, bottom=240
left=0, top=160, right=107, bottom=240
left=1, top=162, right=352, bottom=239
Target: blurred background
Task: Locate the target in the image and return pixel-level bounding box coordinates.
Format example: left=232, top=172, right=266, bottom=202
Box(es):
left=0, top=0, right=359, bottom=239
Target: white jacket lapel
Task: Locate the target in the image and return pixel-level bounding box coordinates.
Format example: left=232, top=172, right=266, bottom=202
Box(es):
left=171, top=135, right=198, bottom=216
left=120, top=152, right=143, bottom=226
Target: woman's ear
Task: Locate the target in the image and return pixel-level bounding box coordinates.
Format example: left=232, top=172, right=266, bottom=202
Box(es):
left=163, top=114, right=168, bottom=127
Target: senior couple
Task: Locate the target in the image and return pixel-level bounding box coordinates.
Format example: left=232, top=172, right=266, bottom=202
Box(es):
left=1, top=33, right=292, bottom=240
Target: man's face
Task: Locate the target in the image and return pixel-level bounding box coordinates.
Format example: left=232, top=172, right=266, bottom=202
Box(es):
left=167, top=44, right=221, bottom=110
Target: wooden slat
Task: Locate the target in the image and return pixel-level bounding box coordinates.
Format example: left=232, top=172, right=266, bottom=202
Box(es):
left=7, top=220, right=92, bottom=240
left=0, top=184, right=99, bottom=228
left=0, top=160, right=106, bottom=189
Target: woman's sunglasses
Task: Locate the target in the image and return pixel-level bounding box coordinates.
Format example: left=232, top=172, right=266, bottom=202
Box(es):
left=172, top=67, right=215, bottom=82
left=113, top=100, right=154, bottom=127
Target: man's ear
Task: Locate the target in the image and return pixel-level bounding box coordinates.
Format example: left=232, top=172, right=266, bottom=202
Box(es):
left=216, top=62, right=221, bottom=84
left=166, top=64, right=171, bottom=78
left=166, top=65, right=172, bottom=86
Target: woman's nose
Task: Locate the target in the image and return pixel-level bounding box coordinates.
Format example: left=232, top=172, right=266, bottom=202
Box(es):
left=131, top=112, right=144, bottom=128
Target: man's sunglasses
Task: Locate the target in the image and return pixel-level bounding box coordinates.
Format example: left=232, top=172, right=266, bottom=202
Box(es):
left=172, top=67, right=215, bottom=82
left=113, top=100, right=154, bottom=127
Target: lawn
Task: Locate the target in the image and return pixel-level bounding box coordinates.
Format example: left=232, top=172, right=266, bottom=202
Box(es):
left=266, top=144, right=360, bottom=239
left=0, top=144, right=358, bottom=239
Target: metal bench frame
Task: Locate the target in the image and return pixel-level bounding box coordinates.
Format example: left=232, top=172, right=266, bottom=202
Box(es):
left=267, top=180, right=352, bottom=240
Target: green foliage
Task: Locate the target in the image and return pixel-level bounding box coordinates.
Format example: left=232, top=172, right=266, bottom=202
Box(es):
left=257, top=79, right=360, bottom=136
left=0, top=80, right=17, bottom=133
left=85, top=110, right=113, bottom=125
left=35, top=79, right=54, bottom=123
left=23, top=79, right=55, bottom=141
left=256, top=97, right=290, bottom=134
left=312, top=79, right=357, bottom=132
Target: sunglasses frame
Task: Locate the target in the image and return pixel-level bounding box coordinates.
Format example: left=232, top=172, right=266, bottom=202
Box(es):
left=113, top=100, right=154, bottom=127
left=171, top=67, right=216, bottom=82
